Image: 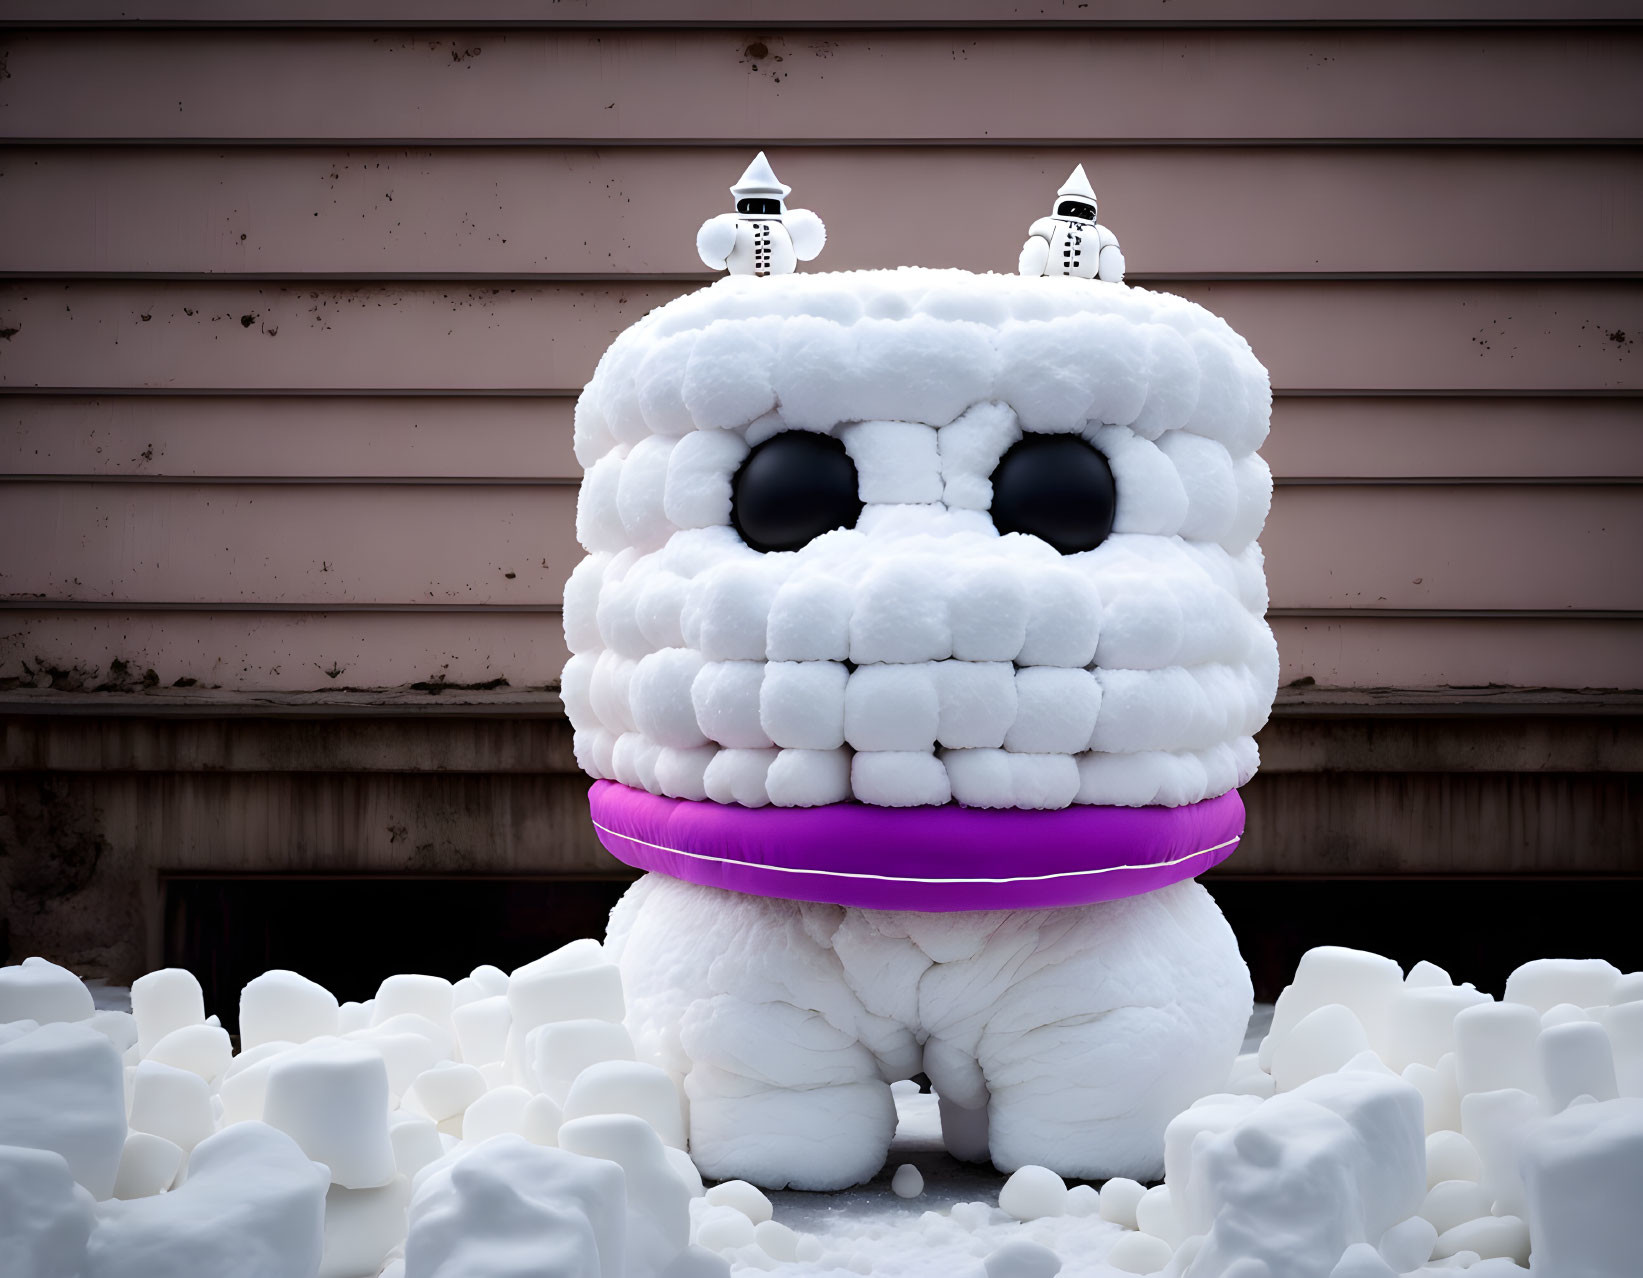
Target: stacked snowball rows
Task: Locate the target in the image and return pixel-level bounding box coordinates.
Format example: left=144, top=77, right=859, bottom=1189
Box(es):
left=565, top=269, right=1279, bottom=810
left=1076, top=948, right=1643, bottom=1278
left=0, top=949, right=832, bottom=1278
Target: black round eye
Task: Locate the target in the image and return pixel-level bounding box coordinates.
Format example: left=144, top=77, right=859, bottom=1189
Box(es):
left=731, top=431, right=862, bottom=553
left=989, top=434, right=1117, bottom=554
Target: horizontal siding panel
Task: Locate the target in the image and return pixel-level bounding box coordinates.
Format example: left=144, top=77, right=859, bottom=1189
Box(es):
left=1, top=611, right=1636, bottom=694
left=3, top=280, right=1640, bottom=392
left=0, top=281, right=686, bottom=391
left=0, top=396, right=579, bottom=479
left=1262, top=398, right=1643, bottom=481
left=1263, top=486, right=1643, bottom=611
left=6, top=146, right=1642, bottom=278
left=2, top=482, right=1637, bottom=611
left=0, top=609, right=568, bottom=693
left=3, top=2, right=1635, bottom=26
left=5, top=395, right=1640, bottom=483
left=0, top=483, right=577, bottom=606
left=1273, top=616, right=1643, bottom=691
left=4, top=29, right=1640, bottom=143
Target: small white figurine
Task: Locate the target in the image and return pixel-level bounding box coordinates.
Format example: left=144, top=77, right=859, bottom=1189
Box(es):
left=697, top=151, right=826, bottom=277
left=1017, top=164, right=1125, bottom=283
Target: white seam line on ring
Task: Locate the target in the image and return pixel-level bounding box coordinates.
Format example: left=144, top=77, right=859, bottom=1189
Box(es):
left=590, top=819, right=1241, bottom=886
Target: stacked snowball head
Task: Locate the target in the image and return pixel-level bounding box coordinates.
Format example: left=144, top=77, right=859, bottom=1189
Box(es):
left=564, top=267, right=1278, bottom=811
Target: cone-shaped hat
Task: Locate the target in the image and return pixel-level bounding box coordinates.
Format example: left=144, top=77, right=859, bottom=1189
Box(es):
left=731, top=151, right=793, bottom=200
left=1056, top=164, right=1098, bottom=202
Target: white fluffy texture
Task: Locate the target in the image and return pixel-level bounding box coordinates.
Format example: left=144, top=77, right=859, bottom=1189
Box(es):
left=0, top=1021, right=126, bottom=1201
left=1190, top=945, right=1643, bottom=1278
left=607, top=873, right=1251, bottom=1190
left=1519, top=1096, right=1643, bottom=1278
left=84, top=1123, right=328, bottom=1278
left=568, top=268, right=1276, bottom=809
left=7, top=946, right=1642, bottom=1276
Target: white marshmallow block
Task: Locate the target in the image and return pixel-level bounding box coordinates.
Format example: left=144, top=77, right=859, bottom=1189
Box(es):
left=1519, top=1096, right=1643, bottom=1278
left=759, top=660, right=848, bottom=750
left=686, top=558, right=786, bottom=663
left=0, top=1022, right=126, bottom=1201
left=631, top=648, right=709, bottom=749
left=1271, top=1004, right=1372, bottom=1093
left=262, top=1042, right=397, bottom=1189
left=1091, top=425, right=1188, bottom=536
left=0, top=957, right=94, bottom=1025
left=85, top=1122, right=329, bottom=1278
left=1261, top=946, right=1405, bottom=1072
left=509, top=941, right=625, bottom=1034
left=933, top=660, right=1017, bottom=749
left=559, top=1114, right=692, bottom=1277
left=1607, top=1000, right=1643, bottom=1097
left=1538, top=1020, right=1620, bottom=1111
left=130, top=968, right=205, bottom=1057
left=944, top=749, right=1079, bottom=811
left=938, top=400, right=1020, bottom=510
left=1418, top=1177, right=1492, bottom=1236
left=764, top=748, right=853, bottom=808
left=692, top=660, right=772, bottom=749
left=1384, top=985, right=1491, bottom=1072
left=616, top=435, right=676, bottom=550
left=404, top=1135, right=625, bottom=1278
left=851, top=751, right=951, bottom=807
left=0, top=1145, right=94, bottom=1277
left=1098, top=1176, right=1146, bottom=1228
left=1005, top=667, right=1100, bottom=754
left=704, top=1179, right=773, bottom=1224
left=462, top=1085, right=533, bottom=1145
left=528, top=1018, right=637, bottom=1104
left=946, top=560, right=1029, bottom=662
left=1453, top=1001, right=1541, bottom=1097
left=1158, top=430, right=1238, bottom=543
left=841, top=420, right=943, bottom=505
left=1092, top=576, right=1185, bottom=671
left=112, top=1131, right=184, bottom=1200
left=576, top=449, right=629, bottom=553
left=1459, top=1088, right=1540, bottom=1218
left=1504, top=958, right=1621, bottom=1013
left=128, top=1060, right=215, bottom=1154
left=562, top=1059, right=687, bottom=1149
left=321, top=1178, right=411, bottom=1278
left=845, top=663, right=939, bottom=752
left=1016, top=564, right=1100, bottom=668
left=635, top=329, right=699, bottom=437
left=146, top=1024, right=232, bottom=1083
left=653, top=745, right=717, bottom=801
left=766, top=572, right=854, bottom=662
left=239, top=970, right=340, bottom=1051
left=702, top=747, right=779, bottom=807
left=452, top=994, right=510, bottom=1067
left=1425, top=1130, right=1484, bottom=1187
left=388, top=1113, right=443, bottom=1182
left=682, top=318, right=777, bottom=431
left=850, top=558, right=951, bottom=665
left=362, top=1028, right=442, bottom=1101
left=664, top=428, right=748, bottom=529
left=410, top=1064, right=486, bottom=1125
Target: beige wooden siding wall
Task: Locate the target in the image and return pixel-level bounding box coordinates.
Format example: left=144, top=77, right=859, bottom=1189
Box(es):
left=2, top=8, right=1642, bottom=699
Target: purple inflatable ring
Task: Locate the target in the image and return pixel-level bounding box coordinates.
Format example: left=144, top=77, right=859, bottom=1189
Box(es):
left=588, top=780, right=1244, bottom=912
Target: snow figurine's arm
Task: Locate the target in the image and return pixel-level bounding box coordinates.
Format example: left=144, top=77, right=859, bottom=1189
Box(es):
left=696, top=214, right=740, bottom=271
left=1095, top=223, right=1126, bottom=284
left=1018, top=216, right=1056, bottom=277
left=786, top=208, right=827, bottom=262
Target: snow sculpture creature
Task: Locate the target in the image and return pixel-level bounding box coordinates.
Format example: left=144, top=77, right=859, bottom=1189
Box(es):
left=696, top=152, right=826, bottom=277
left=564, top=261, right=1276, bottom=1191
left=1018, top=164, right=1125, bottom=283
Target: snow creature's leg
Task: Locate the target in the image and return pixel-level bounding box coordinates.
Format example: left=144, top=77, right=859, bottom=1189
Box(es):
left=911, top=882, right=1252, bottom=1182
left=605, top=874, right=897, bottom=1191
